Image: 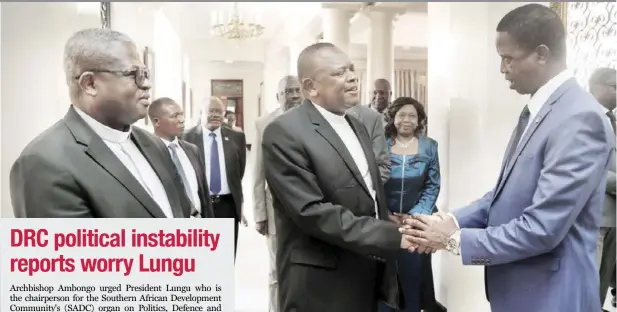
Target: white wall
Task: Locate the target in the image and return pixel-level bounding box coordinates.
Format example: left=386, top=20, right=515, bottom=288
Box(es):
left=112, top=3, right=188, bottom=132
left=190, top=61, right=263, bottom=145
left=1, top=3, right=100, bottom=217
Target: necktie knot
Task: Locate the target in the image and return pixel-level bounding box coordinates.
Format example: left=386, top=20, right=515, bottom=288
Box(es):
left=209, top=132, right=216, bottom=138
left=168, top=142, right=178, bottom=150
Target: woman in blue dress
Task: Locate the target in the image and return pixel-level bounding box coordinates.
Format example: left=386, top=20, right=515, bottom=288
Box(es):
left=379, top=97, right=441, bottom=312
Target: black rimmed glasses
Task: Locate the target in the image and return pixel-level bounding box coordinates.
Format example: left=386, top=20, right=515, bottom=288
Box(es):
left=75, top=67, right=151, bottom=88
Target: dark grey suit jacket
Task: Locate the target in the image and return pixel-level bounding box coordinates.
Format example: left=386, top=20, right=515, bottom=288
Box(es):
left=182, top=125, right=246, bottom=217
left=10, top=106, right=193, bottom=218
left=178, top=140, right=215, bottom=218
left=347, top=104, right=391, bottom=183
left=262, top=100, right=402, bottom=312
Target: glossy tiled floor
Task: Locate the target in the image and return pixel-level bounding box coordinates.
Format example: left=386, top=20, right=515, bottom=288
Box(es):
left=234, top=151, right=270, bottom=312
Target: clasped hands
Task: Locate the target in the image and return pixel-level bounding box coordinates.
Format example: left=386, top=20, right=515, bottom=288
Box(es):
left=390, top=212, right=459, bottom=254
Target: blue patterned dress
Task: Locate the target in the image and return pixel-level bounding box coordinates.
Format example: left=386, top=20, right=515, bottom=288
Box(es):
left=379, top=136, right=440, bottom=312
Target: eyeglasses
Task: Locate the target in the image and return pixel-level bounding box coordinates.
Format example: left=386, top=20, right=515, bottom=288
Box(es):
left=74, top=67, right=151, bottom=88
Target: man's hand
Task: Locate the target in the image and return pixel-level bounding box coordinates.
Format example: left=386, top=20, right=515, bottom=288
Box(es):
left=400, top=214, right=458, bottom=251
left=255, top=221, right=268, bottom=236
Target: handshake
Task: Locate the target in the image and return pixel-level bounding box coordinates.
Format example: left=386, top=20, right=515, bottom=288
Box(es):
left=390, top=212, right=460, bottom=254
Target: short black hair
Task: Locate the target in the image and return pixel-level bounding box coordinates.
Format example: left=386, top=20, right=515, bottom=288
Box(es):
left=297, top=42, right=338, bottom=82
left=496, top=4, right=566, bottom=60
left=224, top=110, right=235, bottom=118
left=590, top=68, right=616, bottom=86
left=148, top=97, right=176, bottom=120
left=385, top=97, right=427, bottom=139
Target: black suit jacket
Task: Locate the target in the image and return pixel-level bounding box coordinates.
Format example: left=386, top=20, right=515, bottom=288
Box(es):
left=261, top=100, right=403, bottom=312
left=10, top=106, right=192, bottom=218
left=178, top=140, right=215, bottom=218
left=182, top=125, right=246, bottom=217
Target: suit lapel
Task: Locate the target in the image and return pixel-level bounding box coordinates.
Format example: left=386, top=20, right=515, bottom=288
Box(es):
left=179, top=140, right=205, bottom=196
left=131, top=131, right=184, bottom=218
left=494, top=78, right=575, bottom=197
left=64, top=108, right=167, bottom=218
left=186, top=126, right=205, bottom=164
left=220, top=127, right=236, bottom=183
left=305, top=101, right=371, bottom=196
left=347, top=115, right=379, bottom=197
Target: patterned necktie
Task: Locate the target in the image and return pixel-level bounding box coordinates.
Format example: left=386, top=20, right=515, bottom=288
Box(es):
left=505, top=105, right=531, bottom=164
left=209, top=133, right=221, bottom=194
left=168, top=143, right=194, bottom=203
left=606, top=111, right=616, bottom=134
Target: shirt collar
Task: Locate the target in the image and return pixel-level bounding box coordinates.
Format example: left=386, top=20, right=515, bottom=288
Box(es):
left=73, top=106, right=131, bottom=143
left=313, top=102, right=347, bottom=125
left=160, top=136, right=179, bottom=147
left=203, top=125, right=222, bottom=138
left=528, top=69, right=572, bottom=117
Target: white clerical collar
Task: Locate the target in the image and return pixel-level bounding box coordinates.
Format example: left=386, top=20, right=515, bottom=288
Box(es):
left=313, top=101, right=347, bottom=125
left=73, top=106, right=131, bottom=143
left=528, top=69, right=572, bottom=117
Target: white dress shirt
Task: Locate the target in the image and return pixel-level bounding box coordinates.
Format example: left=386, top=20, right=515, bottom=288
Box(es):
left=520, top=69, right=572, bottom=143
left=202, top=126, right=231, bottom=195
left=313, top=103, right=379, bottom=218
left=448, top=69, right=574, bottom=256
left=74, top=107, right=174, bottom=218
left=161, top=137, right=201, bottom=213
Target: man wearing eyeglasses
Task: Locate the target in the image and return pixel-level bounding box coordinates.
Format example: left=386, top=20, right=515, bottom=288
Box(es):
left=10, top=28, right=193, bottom=219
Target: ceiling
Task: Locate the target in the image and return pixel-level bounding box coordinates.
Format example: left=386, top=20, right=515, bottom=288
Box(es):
left=161, top=2, right=321, bottom=43
left=161, top=2, right=428, bottom=63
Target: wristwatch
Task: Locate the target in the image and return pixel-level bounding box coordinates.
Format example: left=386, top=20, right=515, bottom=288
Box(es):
left=445, top=230, right=461, bottom=256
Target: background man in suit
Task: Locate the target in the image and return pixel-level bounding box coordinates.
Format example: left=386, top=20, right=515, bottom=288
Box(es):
left=149, top=97, right=215, bottom=218
left=253, top=74, right=302, bottom=312
left=369, top=78, right=392, bottom=118
left=183, top=97, right=247, bottom=258
left=347, top=102, right=391, bottom=182
left=402, top=5, right=614, bottom=312
left=589, top=67, right=616, bottom=307
left=261, top=42, right=417, bottom=312
left=10, top=28, right=192, bottom=218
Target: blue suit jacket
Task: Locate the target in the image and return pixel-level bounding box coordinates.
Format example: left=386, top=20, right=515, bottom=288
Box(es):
left=453, top=78, right=615, bottom=312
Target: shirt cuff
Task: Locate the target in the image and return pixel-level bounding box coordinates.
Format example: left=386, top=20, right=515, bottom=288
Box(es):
left=447, top=212, right=461, bottom=229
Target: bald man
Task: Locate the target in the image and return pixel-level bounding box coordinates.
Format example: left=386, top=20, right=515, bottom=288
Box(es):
left=252, top=75, right=302, bottom=312
left=183, top=97, right=247, bottom=259
left=10, top=28, right=193, bottom=218
left=262, top=42, right=412, bottom=312
left=370, top=78, right=392, bottom=116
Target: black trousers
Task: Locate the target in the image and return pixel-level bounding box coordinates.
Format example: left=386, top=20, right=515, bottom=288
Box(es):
left=211, top=194, right=239, bottom=260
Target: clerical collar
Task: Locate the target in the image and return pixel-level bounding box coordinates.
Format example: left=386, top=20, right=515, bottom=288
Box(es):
left=73, top=106, right=131, bottom=143
left=313, top=102, right=347, bottom=125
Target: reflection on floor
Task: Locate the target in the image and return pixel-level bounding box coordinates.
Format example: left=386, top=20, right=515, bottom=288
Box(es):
left=235, top=150, right=269, bottom=312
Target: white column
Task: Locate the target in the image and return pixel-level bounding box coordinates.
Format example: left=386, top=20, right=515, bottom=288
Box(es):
left=322, top=7, right=352, bottom=54
left=427, top=3, right=530, bottom=311
left=366, top=11, right=394, bottom=94
left=1, top=3, right=99, bottom=217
